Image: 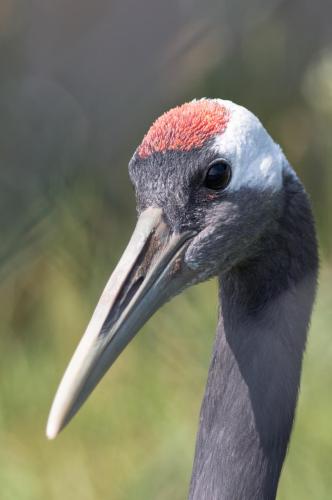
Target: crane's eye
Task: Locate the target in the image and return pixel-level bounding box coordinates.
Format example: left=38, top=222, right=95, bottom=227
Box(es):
left=204, top=160, right=231, bottom=191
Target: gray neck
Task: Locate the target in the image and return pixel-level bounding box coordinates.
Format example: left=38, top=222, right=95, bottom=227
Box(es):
left=188, top=174, right=318, bottom=500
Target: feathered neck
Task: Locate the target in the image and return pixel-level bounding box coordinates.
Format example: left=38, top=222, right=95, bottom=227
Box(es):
left=189, top=169, right=318, bottom=500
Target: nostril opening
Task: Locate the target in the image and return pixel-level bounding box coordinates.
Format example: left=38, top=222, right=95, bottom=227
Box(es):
left=100, top=275, right=145, bottom=336
left=120, top=275, right=145, bottom=309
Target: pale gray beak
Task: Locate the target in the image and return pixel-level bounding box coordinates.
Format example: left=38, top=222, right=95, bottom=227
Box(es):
left=46, top=207, right=196, bottom=439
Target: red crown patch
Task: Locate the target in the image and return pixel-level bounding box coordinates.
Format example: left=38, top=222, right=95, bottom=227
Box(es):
left=137, top=100, right=230, bottom=158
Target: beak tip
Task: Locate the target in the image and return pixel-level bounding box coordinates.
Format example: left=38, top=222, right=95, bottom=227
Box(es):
left=46, top=423, right=58, bottom=440
left=46, top=413, right=62, bottom=440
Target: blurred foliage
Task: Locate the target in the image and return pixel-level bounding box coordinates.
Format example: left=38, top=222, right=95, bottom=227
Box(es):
left=0, top=191, right=331, bottom=499
left=0, top=0, right=331, bottom=499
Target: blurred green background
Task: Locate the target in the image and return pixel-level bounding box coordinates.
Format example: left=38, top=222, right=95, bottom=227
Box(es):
left=0, top=1, right=331, bottom=499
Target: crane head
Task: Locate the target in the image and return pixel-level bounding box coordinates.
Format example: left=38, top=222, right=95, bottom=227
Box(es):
left=47, top=99, right=285, bottom=439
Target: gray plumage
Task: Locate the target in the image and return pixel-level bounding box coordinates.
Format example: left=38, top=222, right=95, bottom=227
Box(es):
left=130, top=146, right=318, bottom=499
left=189, top=170, right=318, bottom=499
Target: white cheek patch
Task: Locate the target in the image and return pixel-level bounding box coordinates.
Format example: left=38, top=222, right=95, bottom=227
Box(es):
left=212, top=100, right=284, bottom=192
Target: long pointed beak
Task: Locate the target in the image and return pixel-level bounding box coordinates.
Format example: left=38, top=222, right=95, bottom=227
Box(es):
left=46, top=207, right=196, bottom=439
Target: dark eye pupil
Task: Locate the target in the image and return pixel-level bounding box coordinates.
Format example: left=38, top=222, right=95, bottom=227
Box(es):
left=204, top=161, right=231, bottom=190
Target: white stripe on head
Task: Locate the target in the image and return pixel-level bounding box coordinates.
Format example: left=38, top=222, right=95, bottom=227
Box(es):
left=212, top=100, right=284, bottom=192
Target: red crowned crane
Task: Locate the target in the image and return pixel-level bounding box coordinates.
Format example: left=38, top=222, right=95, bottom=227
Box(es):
left=47, top=99, right=318, bottom=500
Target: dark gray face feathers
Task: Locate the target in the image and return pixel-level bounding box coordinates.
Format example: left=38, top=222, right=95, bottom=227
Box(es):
left=129, top=146, right=284, bottom=283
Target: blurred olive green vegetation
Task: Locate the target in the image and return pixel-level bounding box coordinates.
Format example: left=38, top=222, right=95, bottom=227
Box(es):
left=1, top=1, right=332, bottom=499
left=0, top=186, right=331, bottom=500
